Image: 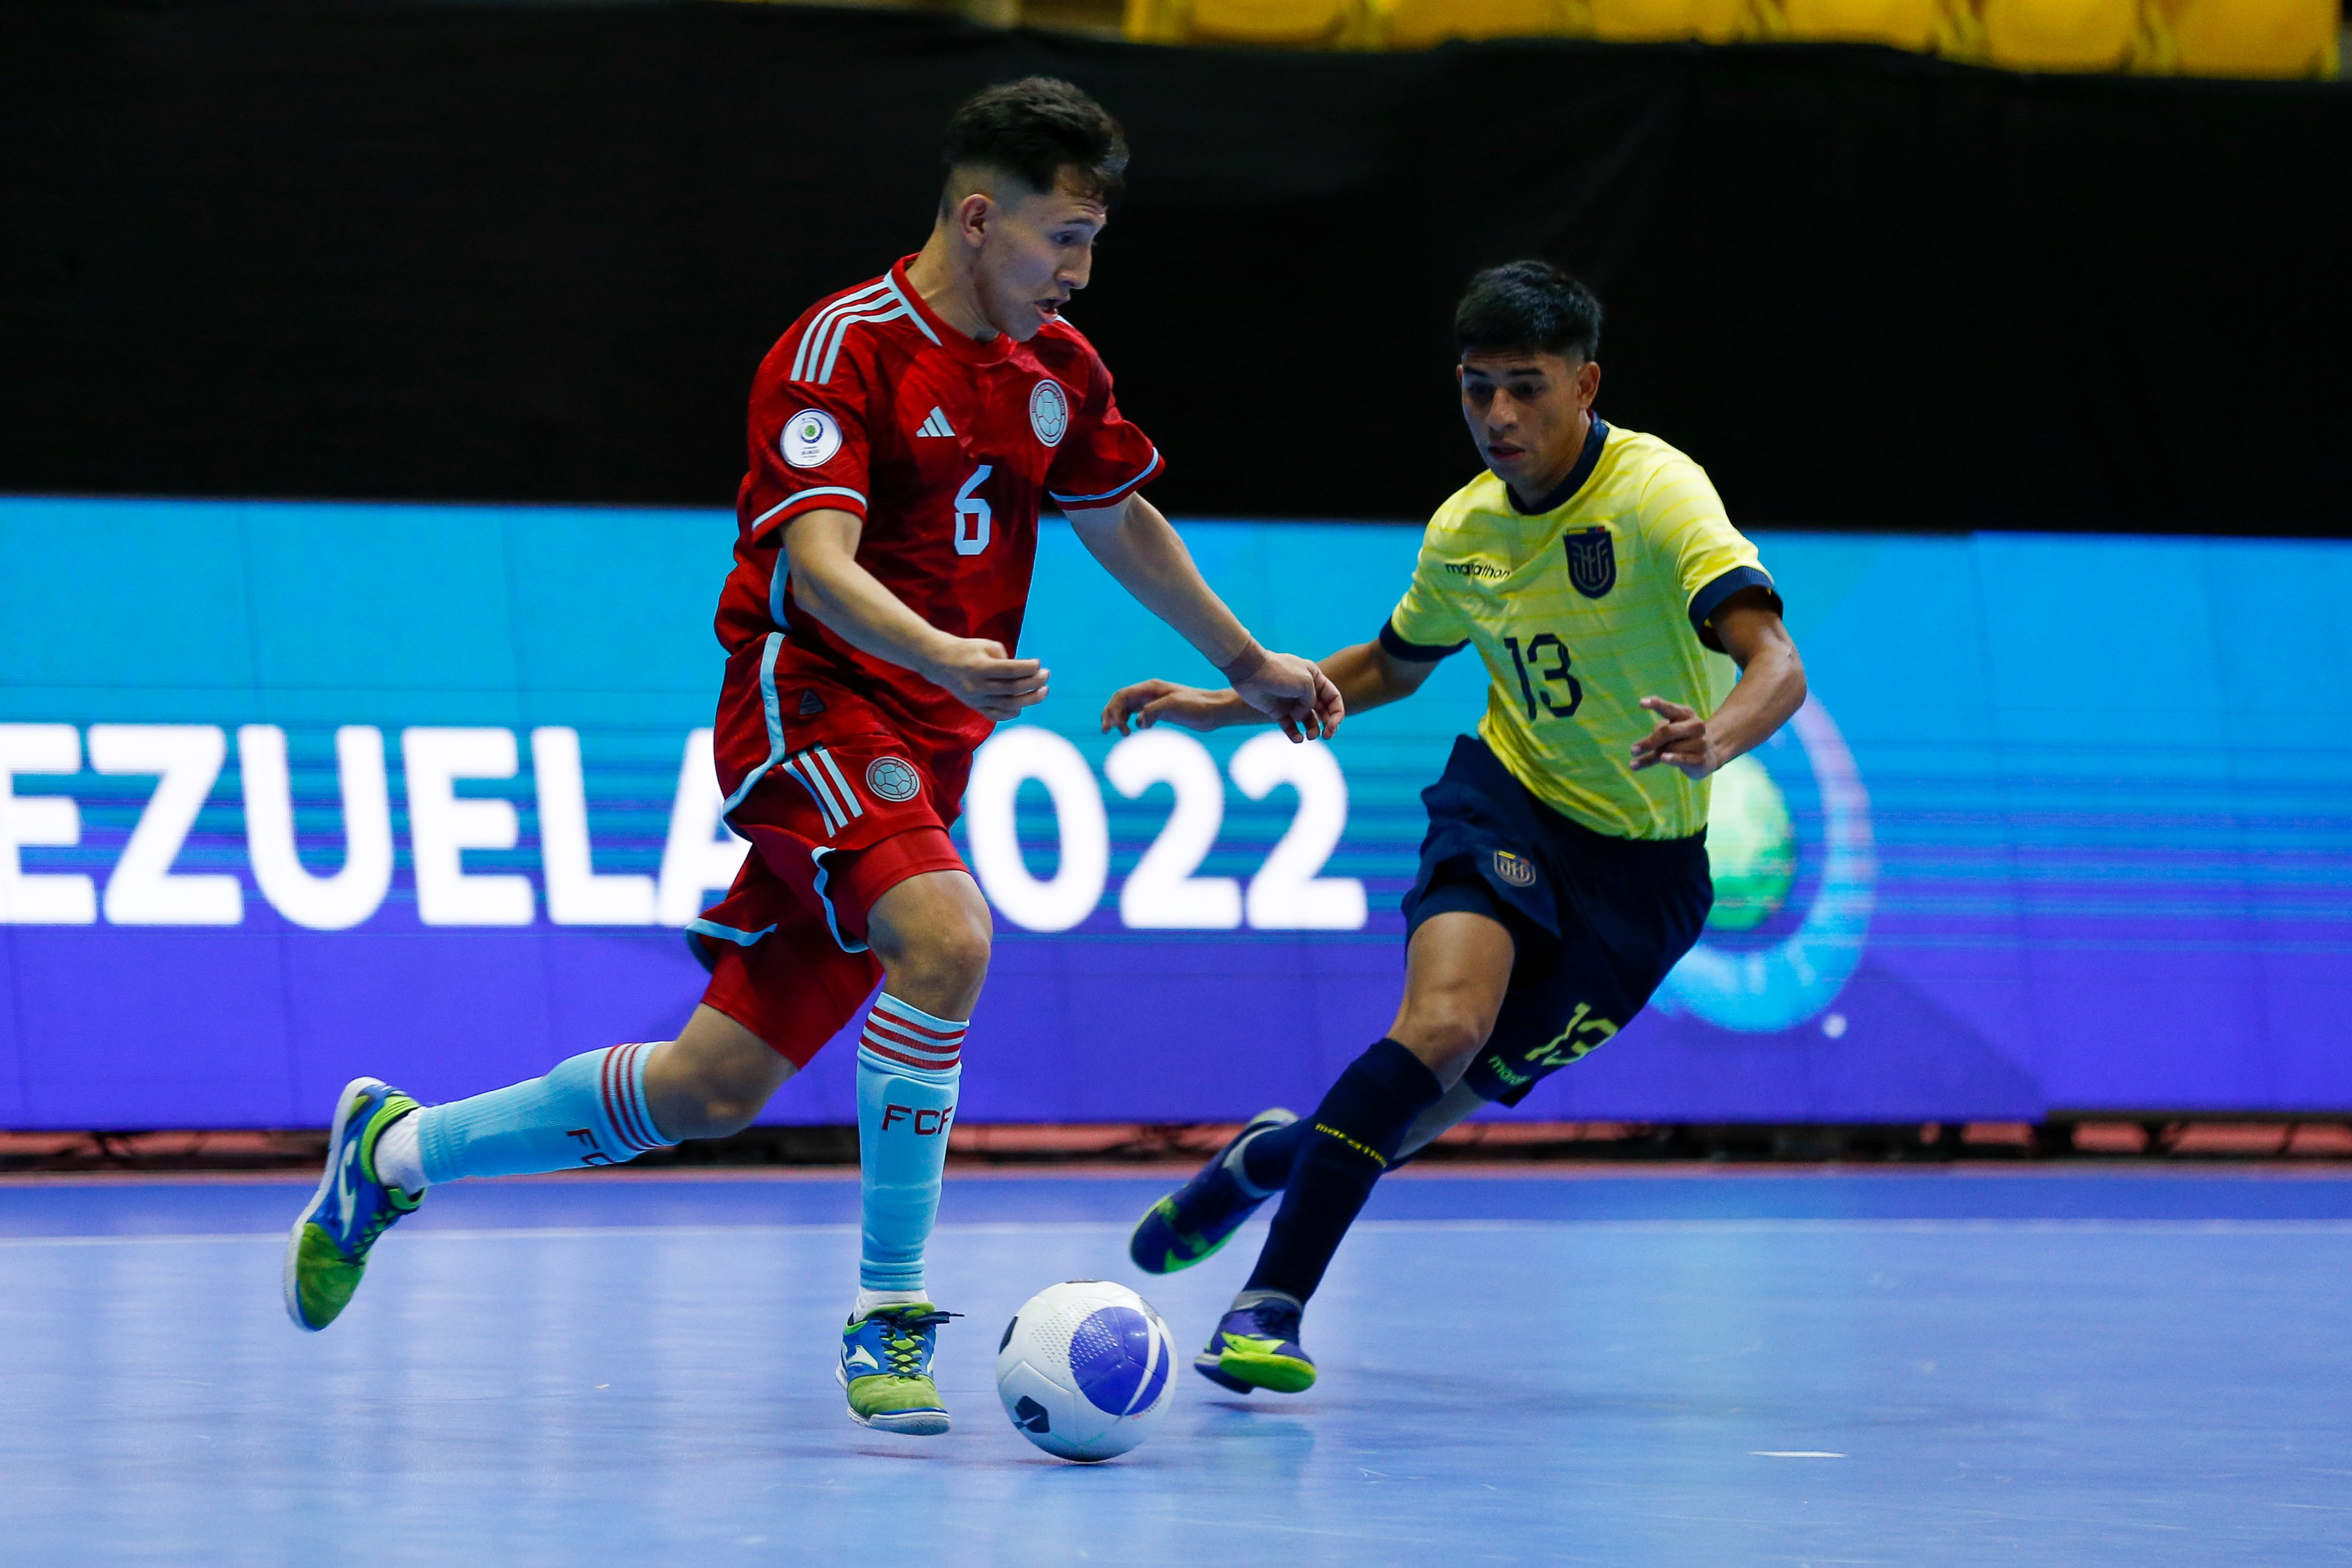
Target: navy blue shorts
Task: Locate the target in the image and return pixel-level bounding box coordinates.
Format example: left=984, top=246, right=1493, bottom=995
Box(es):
left=1400, top=737, right=1712, bottom=1106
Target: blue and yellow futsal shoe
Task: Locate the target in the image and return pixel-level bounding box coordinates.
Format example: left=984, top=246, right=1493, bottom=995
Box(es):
left=1195, top=1297, right=1317, bottom=1394
left=283, top=1076, right=423, bottom=1332
left=1129, top=1108, right=1297, bottom=1275
left=836, top=1305, right=959, bottom=1435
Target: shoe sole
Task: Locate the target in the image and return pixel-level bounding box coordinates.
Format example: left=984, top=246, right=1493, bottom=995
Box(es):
left=834, top=1362, right=950, bottom=1436
left=1198, top=1348, right=1316, bottom=1394
left=282, top=1075, right=382, bottom=1333
left=1127, top=1109, right=1299, bottom=1276
left=1127, top=1201, right=1236, bottom=1277
left=1191, top=1354, right=1255, bottom=1394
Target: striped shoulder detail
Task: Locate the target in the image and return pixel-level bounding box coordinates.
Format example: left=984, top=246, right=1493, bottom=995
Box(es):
left=1030, top=313, right=1097, bottom=354
left=1413, top=475, right=1501, bottom=552
left=789, top=274, right=941, bottom=387
left=1028, top=316, right=1107, bottom=389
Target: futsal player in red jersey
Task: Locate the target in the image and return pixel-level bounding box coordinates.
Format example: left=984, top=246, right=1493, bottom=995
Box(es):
left=283, top=79, right=1342, bottom=1437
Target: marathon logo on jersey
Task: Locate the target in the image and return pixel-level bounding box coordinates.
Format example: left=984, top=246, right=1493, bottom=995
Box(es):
left=1029, top=380, right=1069, bottom=448
left=1492, top=850, right=1538, bottom=888
left=866, top=756, right=921, bottom=803
left=782, top=408, right=842, bottom=468
left=1563, top=526, right=1615, bottom=600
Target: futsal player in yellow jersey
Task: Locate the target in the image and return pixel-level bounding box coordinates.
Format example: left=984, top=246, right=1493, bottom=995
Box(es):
left=1104, top=262, right=1808, bottom=1395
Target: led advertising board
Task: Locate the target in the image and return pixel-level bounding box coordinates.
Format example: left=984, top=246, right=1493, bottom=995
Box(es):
left=1, top=500, right=2344, bottom=1127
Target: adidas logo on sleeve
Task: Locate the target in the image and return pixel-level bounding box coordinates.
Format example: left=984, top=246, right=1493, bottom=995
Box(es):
left=916, top=408, right=955, bottom=439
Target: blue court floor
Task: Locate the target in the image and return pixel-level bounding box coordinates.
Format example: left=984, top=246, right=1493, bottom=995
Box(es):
left=4, top=1166, right=2350, bottom=1565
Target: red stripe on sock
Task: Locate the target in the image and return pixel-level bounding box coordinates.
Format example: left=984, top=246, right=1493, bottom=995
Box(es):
left=618, top=1043, right=662, bottom=1151
left=599, top=1046, right=626, bottom=1148
left=601, top=1044, right=658, bottom=1154
left=599, top=1046, right=638, bottom=1152
left=870, top=1006, right=964, bottom=1043
left=862, top=1039, right=961, bottom=1069
left=863, top=1016, right=965, bottom=1056
left=859, top=1036, right=961, bottom=1072
left=862, top=1019, right=962, bottom=1055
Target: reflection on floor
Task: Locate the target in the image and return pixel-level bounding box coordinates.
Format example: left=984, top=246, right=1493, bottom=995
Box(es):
left=4, top=1167, right=2349, bottom=1564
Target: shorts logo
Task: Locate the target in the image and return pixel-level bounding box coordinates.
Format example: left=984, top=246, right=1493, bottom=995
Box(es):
left=1563, top=526, right=1615, bottom=599
left=781, top=408, right=842, bottom=468
left=1484, top=1055, right=1532, bottom=1088
left=866, top=757, right=921, bottom=803
left=1492, top=850, right=1537, bottom=888
left=1029, top=380, right=1069, bottom=448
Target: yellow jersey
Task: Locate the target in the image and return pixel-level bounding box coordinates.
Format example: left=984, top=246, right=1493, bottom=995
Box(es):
left=1382, top=417, right=1776, bottom=840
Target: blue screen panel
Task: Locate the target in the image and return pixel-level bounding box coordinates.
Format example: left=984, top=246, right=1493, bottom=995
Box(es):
left=0, top=499, right=2344, bottom=1127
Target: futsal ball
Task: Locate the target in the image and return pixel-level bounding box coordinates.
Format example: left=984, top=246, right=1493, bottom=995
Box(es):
left=996, top=1280, right=1176, bottom=1462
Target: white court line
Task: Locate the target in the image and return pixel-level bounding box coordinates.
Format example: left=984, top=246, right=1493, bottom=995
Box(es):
left=6, top=1217, right=2352, bottom=1249
left=1359, top=1218, right=2352, bottom=1235
left=1752, top=1451, right=1847, bottom=1458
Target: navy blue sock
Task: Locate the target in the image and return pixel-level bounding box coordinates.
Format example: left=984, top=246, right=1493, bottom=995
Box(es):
left=1243, top=1039, right=1443, bottom=1304
left=1237, top=1120, right=1307, bottom=1192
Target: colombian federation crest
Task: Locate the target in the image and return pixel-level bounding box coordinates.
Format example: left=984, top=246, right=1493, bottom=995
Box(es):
left=1563, top=525, right=1615, bottom=600
left=865, top=756, right=921, bottom=803
left=1029, top=380, right=1069, bottom=447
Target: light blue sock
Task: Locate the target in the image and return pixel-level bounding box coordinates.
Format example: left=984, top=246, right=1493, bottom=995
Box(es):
left=416, top=1042, right=675, bottom=1185
left=854, top=993, right=967, bottom=1295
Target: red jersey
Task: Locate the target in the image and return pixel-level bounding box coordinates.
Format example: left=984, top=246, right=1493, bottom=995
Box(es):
left=714, top=256, right=1163, bottom=766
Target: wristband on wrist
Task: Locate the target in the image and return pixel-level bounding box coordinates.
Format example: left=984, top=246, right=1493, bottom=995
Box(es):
left=1215, top=640, right=1269, bottom=686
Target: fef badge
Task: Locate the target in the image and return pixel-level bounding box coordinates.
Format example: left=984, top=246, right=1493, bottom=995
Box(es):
left=1492, top=850, right=1538, bottom=888
left=1563, top=526, right=1615, bottom=600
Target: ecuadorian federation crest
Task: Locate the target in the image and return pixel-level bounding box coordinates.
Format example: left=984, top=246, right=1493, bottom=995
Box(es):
left=1563, top=526, right=1615, bottom=600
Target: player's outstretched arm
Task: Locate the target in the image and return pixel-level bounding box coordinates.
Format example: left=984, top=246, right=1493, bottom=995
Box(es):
left=1101, top=639, right=1437, bottom=738
left=1631, top=591, right=1806, bottom=779
left=1066, top=495, right=1341, bottom=743
left=783, top=509, right=1050, bottom=721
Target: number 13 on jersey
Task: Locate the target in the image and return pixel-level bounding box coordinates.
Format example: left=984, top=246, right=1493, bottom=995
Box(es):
left=1502, top=632, right=1581, bottom=720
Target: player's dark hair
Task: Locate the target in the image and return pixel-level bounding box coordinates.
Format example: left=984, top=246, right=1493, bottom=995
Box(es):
left=1455, top=262, right=1603, bottom=362
left=942, top=78, right=1128, bottom=206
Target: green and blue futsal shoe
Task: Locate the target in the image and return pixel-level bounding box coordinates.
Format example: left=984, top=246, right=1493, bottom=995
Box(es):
left=283, top=1076, right=423, bottom=1332
left=1129, top=1107, right=1297, bottom=1275
left=837, top=1305, right=958, bottom=1435
left=1196, top=1296, right=1317, bottom=1394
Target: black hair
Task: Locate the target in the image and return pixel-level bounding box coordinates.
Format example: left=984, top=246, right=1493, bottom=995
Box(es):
left=942, top=78, right=1128, bottom=207
left=1455, top=261, right=1603, bottom=362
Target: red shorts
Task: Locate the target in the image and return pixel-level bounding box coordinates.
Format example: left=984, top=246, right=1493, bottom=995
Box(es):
left=693, top=695, right=974, bottom=1068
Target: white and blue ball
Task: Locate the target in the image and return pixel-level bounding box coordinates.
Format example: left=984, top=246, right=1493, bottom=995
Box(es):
left=996, top=1280, right=1175, bottom=1462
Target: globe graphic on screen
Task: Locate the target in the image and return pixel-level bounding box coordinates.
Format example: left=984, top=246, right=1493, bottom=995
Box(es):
left=1703, top=754, right=1796, bottom=933
left=1652, top=698, right=1876, bottom=1033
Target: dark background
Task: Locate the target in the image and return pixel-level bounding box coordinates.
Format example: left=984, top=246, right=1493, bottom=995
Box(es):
left=4, top=1, right=2346, bottom=532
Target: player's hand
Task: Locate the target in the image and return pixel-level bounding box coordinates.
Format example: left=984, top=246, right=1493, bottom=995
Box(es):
left=1100, top=680, right=1240, bottom=735
left=1230, top=652, right=1344, bottom=743
left=924, top=637, right=1048, bottom=721
left=1630, top=696, right=1723, bottom=779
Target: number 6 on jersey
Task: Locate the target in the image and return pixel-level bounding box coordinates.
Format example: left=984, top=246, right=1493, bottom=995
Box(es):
left=955, top=466, right=993, bottom=556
